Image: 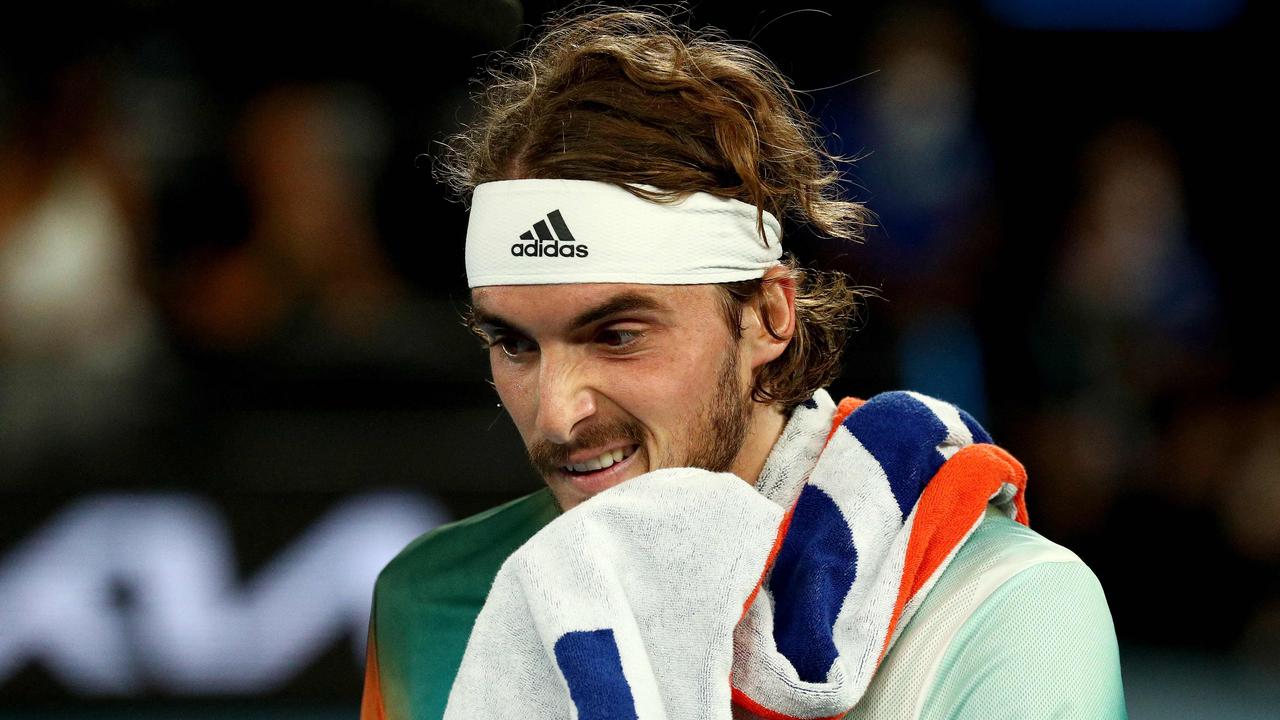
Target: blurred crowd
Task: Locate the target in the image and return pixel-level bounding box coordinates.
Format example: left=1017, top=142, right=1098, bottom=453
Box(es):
left=819, top=3, right=1275, bottom=665
left=1, top=0, right=1272, bottom=707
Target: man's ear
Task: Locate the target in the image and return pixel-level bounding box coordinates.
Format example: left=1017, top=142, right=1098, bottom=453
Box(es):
left=744, top=265, right=797, bottom=371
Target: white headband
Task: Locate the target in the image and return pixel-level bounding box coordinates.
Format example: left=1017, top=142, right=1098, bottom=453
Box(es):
left=464, top=179, right=783, bottom=288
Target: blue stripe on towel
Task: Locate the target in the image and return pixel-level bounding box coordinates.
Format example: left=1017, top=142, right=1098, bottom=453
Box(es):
left=768, top=484, right=858, bottom=683
left=553, top=629, right=639, bottom=720
left=958, top=405, right=993, bottom=444
left=841, top=391, right=950, bottom=518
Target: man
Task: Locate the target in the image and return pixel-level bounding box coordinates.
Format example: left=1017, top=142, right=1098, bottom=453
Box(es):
left=362, top=8, right=1126, bottom=720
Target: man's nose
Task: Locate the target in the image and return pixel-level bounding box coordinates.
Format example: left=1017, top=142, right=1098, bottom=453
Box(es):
left=534, top=351, right=596, bottom=445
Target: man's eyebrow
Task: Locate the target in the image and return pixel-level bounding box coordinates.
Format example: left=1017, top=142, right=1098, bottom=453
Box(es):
left=468, top=291, right=666, bottom=337
left=468, top=305, right=522, bottom=335
left=568, top=292, right=666, bottom=331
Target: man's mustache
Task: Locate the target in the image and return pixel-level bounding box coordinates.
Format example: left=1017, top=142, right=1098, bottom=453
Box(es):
left=526, top=419, right=645, bottom=473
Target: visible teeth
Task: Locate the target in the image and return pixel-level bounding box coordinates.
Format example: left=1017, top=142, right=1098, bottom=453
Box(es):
left=564, top=445, right=636, bottom=473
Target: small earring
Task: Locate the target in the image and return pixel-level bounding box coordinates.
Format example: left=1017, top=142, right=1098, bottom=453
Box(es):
left=496, top=402, right=503, bottom=408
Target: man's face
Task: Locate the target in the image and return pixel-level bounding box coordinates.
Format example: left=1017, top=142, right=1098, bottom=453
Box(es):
left=470, top=283, right=754, bottom=511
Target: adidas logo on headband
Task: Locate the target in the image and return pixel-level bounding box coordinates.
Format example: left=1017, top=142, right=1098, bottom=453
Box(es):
left=511, top=209, right=590, bottom=258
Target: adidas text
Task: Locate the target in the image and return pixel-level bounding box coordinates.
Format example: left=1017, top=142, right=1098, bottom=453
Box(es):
left=511, top=209, right=589, bottom=258
left=511, top=242, right=589, bottom=258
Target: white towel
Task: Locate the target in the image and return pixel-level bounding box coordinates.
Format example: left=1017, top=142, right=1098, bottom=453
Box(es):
left=445, top=389, right=1029, bottom=719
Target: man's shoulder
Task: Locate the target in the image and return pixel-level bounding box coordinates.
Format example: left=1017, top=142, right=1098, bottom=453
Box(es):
left=944, top=506, right=1112, bottom=634
left=920, top=509, right=1125, bottom=718
left=375, top=487, right=561, bottom=601
left=850, top=507, right=1124, bottom=719
left=953, top=505, right=1082, bottom=573
left=931, top=505, right=1109, bottom=628
left=896, top=506, right=1092, bottom=652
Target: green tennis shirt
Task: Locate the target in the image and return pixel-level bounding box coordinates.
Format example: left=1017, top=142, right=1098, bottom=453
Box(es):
left=362, top=488, right=1127, bottom=719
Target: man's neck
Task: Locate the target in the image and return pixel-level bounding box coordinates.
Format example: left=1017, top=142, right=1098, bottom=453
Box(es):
left=730, top=402, right=790, bottom=487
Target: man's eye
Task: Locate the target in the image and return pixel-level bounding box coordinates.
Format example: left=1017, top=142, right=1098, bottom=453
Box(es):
left=493, top=335, right=537, bottom=357
left=598, top=329, right=642, bottom=348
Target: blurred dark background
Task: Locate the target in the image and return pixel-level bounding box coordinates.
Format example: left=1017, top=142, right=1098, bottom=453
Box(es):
left=0, top=1, right=1272, bottom=718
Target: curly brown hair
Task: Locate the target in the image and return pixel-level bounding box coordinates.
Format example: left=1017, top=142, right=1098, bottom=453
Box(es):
left=442, top=5, right=874, bottom=408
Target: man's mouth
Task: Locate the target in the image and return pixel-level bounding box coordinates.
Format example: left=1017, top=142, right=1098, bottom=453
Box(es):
left=560, top=444, right=639, bottom=475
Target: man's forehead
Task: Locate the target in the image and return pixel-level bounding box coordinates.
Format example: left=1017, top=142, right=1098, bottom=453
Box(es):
left=470, top=283, right=710, bottom=329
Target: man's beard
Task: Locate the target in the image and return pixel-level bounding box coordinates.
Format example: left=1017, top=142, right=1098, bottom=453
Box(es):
left=525, top=346, right=752, bottom=481
left=683, top=344, right=752, bottom=473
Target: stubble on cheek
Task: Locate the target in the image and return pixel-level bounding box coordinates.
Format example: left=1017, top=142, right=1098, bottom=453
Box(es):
left=683, top=344, right=752, bottom=474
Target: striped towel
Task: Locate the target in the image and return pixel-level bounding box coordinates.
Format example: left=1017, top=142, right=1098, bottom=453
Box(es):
left=444, top=389, right=1028, bottom=719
